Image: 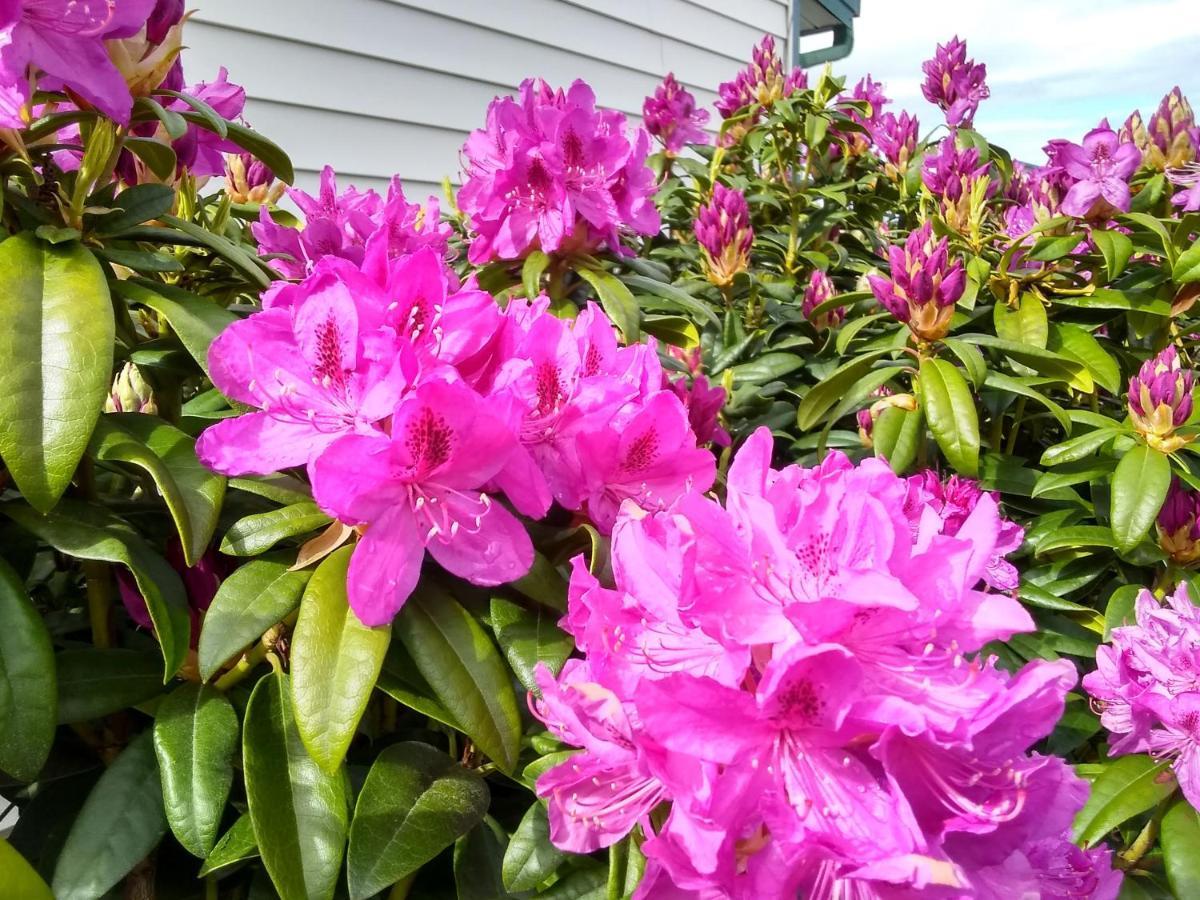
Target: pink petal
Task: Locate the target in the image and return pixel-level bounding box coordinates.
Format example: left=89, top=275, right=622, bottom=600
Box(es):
left=347, top=507, right=424, bottom=626
left=425, top=496, right=533, bottom=586
left=196, top=412, right=335, bottom=476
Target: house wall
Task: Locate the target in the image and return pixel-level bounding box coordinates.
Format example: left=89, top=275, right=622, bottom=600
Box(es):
left=181, top=0, right=790, bottom=201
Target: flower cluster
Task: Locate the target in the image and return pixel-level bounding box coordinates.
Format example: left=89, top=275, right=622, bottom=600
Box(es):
left=834, top=75, right=889, bottom=157
left=533, top=430, right=1119, bottom=898
left=868, top=221, right=966, bottom=342
left=920, top=36, right=989, bottom=128
left=199, top=220, right=716, bottom=624
left=1158, top=480, right=1200, bottom=566
left=921, top=137, right=994, bottom=232
left=643, top=73, right=709, bottom=156
left=458, top=78, right=660, bottom=264
left=715, top=34, right=806, bottom=132
left=694, top=183, right=753, bottom=288
left=253, top=166, right=450, bottom=282
left=871, top=109, right=920, bottom=179
left=1127, top=87, right=1200, bottom=172
left=1055, top=123, right=1142, bottom=220
left=1127, top=345, right=1195, bottom=453
left=1085, top=582, right=1200, bottom=810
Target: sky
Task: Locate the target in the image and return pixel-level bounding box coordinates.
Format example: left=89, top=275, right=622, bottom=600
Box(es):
left=823, top=0, right=1200, bottom=162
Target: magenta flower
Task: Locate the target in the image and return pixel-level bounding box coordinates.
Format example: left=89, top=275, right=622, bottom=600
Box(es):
left=694, top=183, right=753, bottom=288
left=715, top=34, right=806, bottom=120
left=1158, top=479, right=1200, bottom=565
left=195, top=260, right=412, bottom=476
left=1169, top=162, right=1200, bottom=212
left=801, top=269, right=843, bottom=331
left=665, top=372, right=729, bottom=448
left=921, top=138, right=992, bottom=204
left=165, top=67, right=246, bottom=178
left=363, top=177, right=453, bottom=264
left=1058, top=123, right=1142, bottom=219
left=1085, top=583, right=1200, bottom=809
left=0, top=0, right=156, bottom=127
left=1127, top=345, right=1194, bottom=452
left=458, top=78, right=659, bottom=263
left=871, top=109, right=919, bottom=177
left=311, top=379, right=533, bottom=625
left=642, top=72, right=709, bottom=155
left=835, top=75, right=889, bottom=156
left=867, top=221, right=965, bottom=342
left=920, top=36, right=989, bottom=128
left=226, top=152, right=284, bottom=205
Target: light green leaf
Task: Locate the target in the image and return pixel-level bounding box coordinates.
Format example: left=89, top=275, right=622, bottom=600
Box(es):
left=199, top=814, right=259, bottom=877
left=992, top=293, right=1048, bottom=349
left=1048, top=323, right=1121, bottom=395
left=796, top=350, right=890, bottom=430
left=0, top=837, right=53, bottom=900
left=1162, top=797, right=1200, bottom=898
left=522, top=250, right=550, bottom=299
left=1173, top=236, right=1200, bottom=284
left=871, top=405, right=923, bottom=475
left=291, top=547, right=390, bottom=773
left=1104, top=584, right=1143, bottom=639
left=1040, top=427, right=1121, bottom=466
left=0, top=234, right=113, bottom=512
left=918, top=357, right=979, bottom=477
left=220, top=502, right=331, bottom=556
left=114, top=280, right=237, bottom=377
left=1092, top=229, right=1134, bottom=282
left=641, top=314, right=700, bottom=350
left=1072, top=754, right=1176, bottom=847
left=1110, top=444, right=1171, bottom=552
left=0, top=558, right=55, bottom=782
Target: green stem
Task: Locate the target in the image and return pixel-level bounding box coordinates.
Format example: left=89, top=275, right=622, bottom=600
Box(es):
left=1120, top=794, right=1173, bottom=869
left=388, top=874, right=416, bottom=900
left=1005, top=398, right=1027, bottom=456
left=213, top=643, right=268, bottom=691
left=84, top=561, right=114, bottom=650
left=607, top=836, right=629, bottom=900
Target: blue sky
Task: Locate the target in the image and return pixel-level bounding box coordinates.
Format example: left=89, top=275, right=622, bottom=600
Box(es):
left=836, top=0, right=1200, bottom=162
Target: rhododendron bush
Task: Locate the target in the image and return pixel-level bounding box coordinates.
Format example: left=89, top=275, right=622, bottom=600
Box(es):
left=5, top=10, right=1200, bottom=900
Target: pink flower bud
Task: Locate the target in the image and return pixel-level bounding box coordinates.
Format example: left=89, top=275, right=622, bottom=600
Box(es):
left=1128, top=346, right=1194, bottom=451
left=694, top=184, right=753, bottom=288
left=867, top=222, right=965, bottom=342
left=920, top=36, right=989, bottom=128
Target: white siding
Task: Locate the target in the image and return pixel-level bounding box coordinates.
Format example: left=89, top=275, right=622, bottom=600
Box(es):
left=181, top=0, right=789, bottom=198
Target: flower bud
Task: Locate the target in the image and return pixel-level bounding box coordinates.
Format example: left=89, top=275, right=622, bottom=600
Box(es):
left=922, top=138, right=993, bottom=233
left=872, top=110, right=919, bottom=180
left=867, top=222, right=965, bottom=343
left=1158, top=480, right=1200, bottom=566
left=1146, top=87, right=1198, bottom=170
left=1128, top=346, right=1194, bottom=452
left=106, top=362, right=157, bottom=415
left=802, top=270, right=843, bottom=331
left=695, top=184, right=753, bottom=289
left=107, top=6, right=188, bottom=98
left=920, top=36, right=988, bottom=127
left=226, top=152, right=285, bottom=204
left=643, top=73, right=709, bottom=156
left=857, top=386, right=916, bottom=447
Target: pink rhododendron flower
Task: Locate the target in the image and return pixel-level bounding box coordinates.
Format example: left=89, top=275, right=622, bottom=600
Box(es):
left=165, top=67, right=246, bottom=178
left=665, top=371, right=729, bottom=448
left=920, top=36, right=988, bottom=128
left=643, top=72, right=709, bottom=156
left=1159, top=479, right=1200, bottom=565
left=871, top=109, right=919, bottom=177
left=1058, top=123, right=1142, bottom=219
left=834, top=75, right=888, bottom=156
left=1127, top=345, right=1195, bottom=452
left=802, top=269, right=843, bottom=331
left=921, top=136, right=994, bottom=229
left=458, top=78, right=659, bottom=263
left=312, top=379, right=533, bottom=625
left=1144, top=86, right=1199, bottom=170
left=868, top=221, right=965, bottom=342
left=1085, top=582, right=1200, bottom=810
left=715, top=34, right=805, bottom=120
left=1169, top=162, right=1200, bottom=212
left=694, top=183, right=752, bottom=288
left=533, top=427, right=1115, bottom=897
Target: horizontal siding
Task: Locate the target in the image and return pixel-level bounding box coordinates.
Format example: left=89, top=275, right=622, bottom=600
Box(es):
left=182, top=0, right=793, bottom=199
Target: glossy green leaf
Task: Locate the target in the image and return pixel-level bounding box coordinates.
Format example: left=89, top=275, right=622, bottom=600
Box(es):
left=621, top=274, right=720, bottom=327
left=159, top=214, right=272, bottom=289
left=454, top=818, right=513, bottom=900
left=199, top=814, right=259, bottom=877
left=1028, top=232, right=1084, bottom=262
left=347, top=741, right=489, bottom=900
left=0, top=557, right=55, bottom=781
left=244, top=671, right=348, bottom=900
left=1048, top=323, right=1121, bottom=395
left=51, top=731, right=168, bottom=900
left=641, top=314, right=700, bottom=350
left=0, top=837, right=53, bottom=900
left=376, top=642, right=462, bottom=730
left=90, top=183, right=176, bottom=235
left=1040, top=427, right=1121, bottom=466
left=220, top=502, right=332, bottom=556
left=538, top=865, right=607, bottom=899
left=153, top=683, right=239, bottom=857
left=199, top=556, right=311, bottom=681
left=3, top=501, right=190, bottom=678
left=576, top=265, right=639, bottom=340
left=522, top=250, right=550, bottom=299
left=55, top=648, right=162, bottom=723
left=940, top=337, right=987, bottom=388
left=1072, top=754, right=1175, bottom=846
left=1173, top=236, right=1200, bottom=284
left=871, top=405, right=923, bottom=475
left=1031, top=459, right=1115, bottom=498
left=0, top=234, right=113, bottom=512
left=959, top=334, right=1093, bottom=392
left=1104, top=584, right=1142, bottom=639
left=125, top=137, right=176, bottom=180
left=1035, top=526, right=1120, bottom=554
left=1092, top=228, right=1134, bottom=281
left=992, top=293, right=1048, bottom=349
left=728, top=352, right=805, bottom=385
left=176, top=112, right=294, bottom=184
left=489, top=597, right=572, bottom=693
left=919, top=357, right=979, bottom=477
left=1110, top=444, right=1171, bottom=552
left=796, top=350, right=890, bottom=430
left=503, top=802, right=568, bottom=892
left=394, top=584, right=522, bottom=774
left=1162, top=797, right=1200, bottom=898
left=983, top=371, right=1071, bottom=433
left=114, top=280, right=237, bottom=377
left=291, top=547, right=390, bottom=773
left=91, top=413, right=225, bottom=566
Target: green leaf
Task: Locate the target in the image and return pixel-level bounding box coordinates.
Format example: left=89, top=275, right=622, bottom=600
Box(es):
left=454, top=818, right=513, bottom=900
left=376, top=643, right=462, bottom=730
left=1040, top=427, right=1121, bottom=466
left=0, top=837, right=53, bottom=900
left=393, top=584, right=522, bottom=774
left=91, top=413, right=225, bottom=566
left=1031, top=459, right=1116, bottom=498
left=728, top=352, right=805, bottom=385
left=641, top=314, right=700, bottom=350
left=199, top=813, right=259, bottom=877
left=992, top=293, right=1048, bottom=349
left=1053, top=287, right=1170, bottom=316
left=1028, top=232, right=1084, bottom=262
left=3, top=501, right=190, bottom=678
left=153, top=683, right=238, bottom=857
left=220, top=502, right=332, bottom=556
left=1048, top=323, right=1121, bottom=395
left=537, top=865, right=607, bottom=899
left=244, top=671, right=348, bottom=900
left=576, top=265, right=639, bottom=341
left=1173, top=236, right=1200, bottom=284
left=159, top=214, right=273, bottom=290
left=1162, top=797, right=1200, bottom=898
left=199, top=556, right=311, bottom=681
left=0, top=558, right=55, bottom=782
left=502, top=802, right=568, bottom=892
left=871, top=405, right=923, bottom=475
left=176, top=112, right=294, bottom=185
left=489, top=597, right=572, bottom=693
left=940, top=337, right=987, bottom=388
left=983, top=371, right=1070, bottom=433
left=90, top=184, right=176, bottom=235
left=125, top=137, right=177, bottom=181
left=291, top=547, right=390, bottom=773
left=1092, top=229, right=1134, bottom=281
left=114, top=280, right=237, bottom=377
left=52, top=731, right=168, bottom=900
left=1072, top=754, right=1176, bottom=847
left=347, top=741, right=489, bottom=900
left=1036, top=526, right=1120, bottom=554
left=522, top=250, right=550, bottom=299
left=621, top=274, right=720, bottom=327
left=1105, top=584, right=1143, bottom=638
left=796, top=350, right=890, bottom=430
left=1110, top=444, right=1171, bottom=552
left=918, top=357, right=979, bottom=477
left=0, top=234, right=113, bottom=512
left=958, top=334, right=1093, bottom=392
left=56, top=648, right=163, bottom=723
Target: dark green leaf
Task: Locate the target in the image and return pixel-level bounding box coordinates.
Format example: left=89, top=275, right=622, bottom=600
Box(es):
left=0, top=557, right=55, bottom=782
left=347, top=741, right=489, bottom=900
left=175, top=112, right=294, bottom=185
left=621, top=274, right=720, bottom=327
left=159, top=214, right=273, bottom=289
left=454, top=818, right=513, bottom=900
left=983, top=371, right=1070, bottom=433
left=114, top=280, right=237, bottom=377
left=153, top=683, right=239, bottom=857
left=199, top=814, right=259, bottom=877
left=919, top=357, right=979, bottom=477
left=90, top=184, right=176, bottom=235
left=728, top=352, right=805, bottom=385
left=576, top=265, right=639, bottom=341
left=1072, top=754, right=1176, bottom=846
left=1110, top=444, right=1171, bottom=552
left=51, top=732, right=168, bottom=900
left=244, top=671, right=348, bottom=900
left=125, top=137, right=177, bottom=181
left=1092, top=229, right=1134, bottom=281
left=220, top=502, right=332, bottom=556
left=1040, top=427, right=1121, bottom=466
left=291, top=547, right=390, bottom=773
left=0, top=234, right=113, bottom=512
left=376, top=643, right=461, bottom=730
left=394, top=584, right=522, bottom=774
left=502, top=802, right=568, bottom=892
left=796, top=350, right=890, bottom=430
left=489, top=596, right=571, bottom=693
left=55, top=648, right=162, bottom=723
